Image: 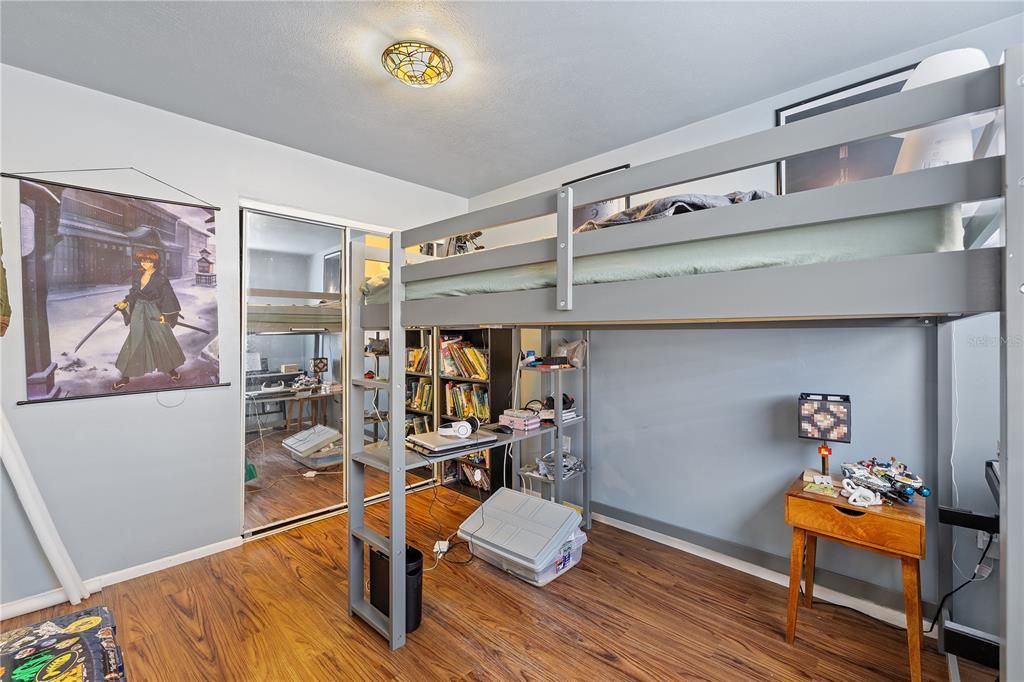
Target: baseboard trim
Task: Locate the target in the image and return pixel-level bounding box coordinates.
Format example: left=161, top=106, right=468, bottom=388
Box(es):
left=1, top=536, right=242, bottom=621
left=592, top=512, right=936, bottom=638
left=0, top=579, right=104, bottom=622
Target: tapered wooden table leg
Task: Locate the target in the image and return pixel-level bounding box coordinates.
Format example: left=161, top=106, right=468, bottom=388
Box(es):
left=901, top=557, right=922, bottom=682
left=803, top=535, right=817, bottom=607
left=786, top=527, right=805, bottom=644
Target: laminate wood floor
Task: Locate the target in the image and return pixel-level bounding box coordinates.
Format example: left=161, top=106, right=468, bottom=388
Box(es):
left=3, top=486, right=995, bottom=681
left=244, top=428, right=346, bottom=530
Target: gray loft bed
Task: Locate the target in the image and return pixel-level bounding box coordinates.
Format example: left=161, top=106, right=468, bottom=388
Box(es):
left=346, top=46, right=1023, bottom=679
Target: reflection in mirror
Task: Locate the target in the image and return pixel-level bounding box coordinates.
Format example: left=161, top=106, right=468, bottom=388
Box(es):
left=243, top=211, right=345, bottom=532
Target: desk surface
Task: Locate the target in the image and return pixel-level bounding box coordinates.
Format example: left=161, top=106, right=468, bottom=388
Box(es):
left=245, top=386, right=343, bottom=404
left=353, top=424, right=557, bottom=472
left=785, top=477, right=925, bottom=526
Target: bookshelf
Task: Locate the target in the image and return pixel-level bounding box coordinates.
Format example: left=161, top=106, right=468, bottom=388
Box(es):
left=436, top=327, right=515, bottom=499
left=512, top=330, right=591, bottom=528
left=404, top=328, right=436, bottom=436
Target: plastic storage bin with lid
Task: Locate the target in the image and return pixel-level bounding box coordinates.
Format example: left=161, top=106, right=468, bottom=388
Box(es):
left=457, top=488, right=587, bottom=587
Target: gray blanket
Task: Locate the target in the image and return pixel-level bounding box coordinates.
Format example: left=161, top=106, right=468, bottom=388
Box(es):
left=575, top=190, right=774, bottom=233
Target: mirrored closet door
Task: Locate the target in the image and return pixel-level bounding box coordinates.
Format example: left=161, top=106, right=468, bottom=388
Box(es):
left=242, top=210, right=346, bottom=532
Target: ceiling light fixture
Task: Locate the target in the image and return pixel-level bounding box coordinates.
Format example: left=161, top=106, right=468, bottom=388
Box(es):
left=381, top=41, right=453, bottom=88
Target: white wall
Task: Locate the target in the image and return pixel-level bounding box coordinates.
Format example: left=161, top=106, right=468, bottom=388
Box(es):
left=0, top=65, right=466, bottom=604
left=475, top=15, right=1020, bottom=632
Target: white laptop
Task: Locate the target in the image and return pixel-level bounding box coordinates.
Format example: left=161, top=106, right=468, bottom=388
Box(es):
left=406, top=430, right=498, bottom=453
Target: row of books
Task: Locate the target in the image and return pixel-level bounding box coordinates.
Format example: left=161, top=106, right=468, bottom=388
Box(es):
left=407, top=377, right=433, bottom=411
left=406, top=347, right=430, bottom=374
left=440, top=336, right=488, bottom=379
left=445, top=381, right=489, bottom=421
left=405, top=414, right=434, bottom=436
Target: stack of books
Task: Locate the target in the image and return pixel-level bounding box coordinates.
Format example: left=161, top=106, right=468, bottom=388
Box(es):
left=498, top=409, right=541, bottom=431
left=440, top=336, right=489, bottom=379
left=562, top=406, right=578, bottom=421
left=445, top=381, right=489, bottom=421
left=406, top=347, right=430, bottom=374
left=526, top=355, right=572, bottom=369
left=407, top=377, right=432, bottom=411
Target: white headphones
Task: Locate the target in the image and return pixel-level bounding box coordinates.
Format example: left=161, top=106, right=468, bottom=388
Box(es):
left=439, top=415, right=480, bottom=439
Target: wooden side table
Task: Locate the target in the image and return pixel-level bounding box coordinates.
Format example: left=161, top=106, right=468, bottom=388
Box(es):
left=286, top=394, right=322, bottom=431
left=784, top=476, right=926, bottom=682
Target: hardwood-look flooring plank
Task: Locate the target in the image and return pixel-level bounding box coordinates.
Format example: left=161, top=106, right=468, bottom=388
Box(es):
left=2, top=486, right=997, bottom=681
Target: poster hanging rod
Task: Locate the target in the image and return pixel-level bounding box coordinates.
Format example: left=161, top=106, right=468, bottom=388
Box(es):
left=15, top=381, right=232, bottom=406
left=1, top=167, right=220, bottom=211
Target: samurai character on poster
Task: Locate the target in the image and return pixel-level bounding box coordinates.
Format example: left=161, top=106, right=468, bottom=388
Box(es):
left=112, top=249, right=185, bottom=390
left=14, top=178, right=220, bottom=403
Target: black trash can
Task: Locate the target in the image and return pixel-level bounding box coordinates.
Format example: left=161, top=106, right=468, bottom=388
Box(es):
left=369, top=545, right=423, bottom=633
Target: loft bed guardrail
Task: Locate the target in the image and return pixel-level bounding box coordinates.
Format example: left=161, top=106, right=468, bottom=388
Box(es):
left=356, top=59, right=1016, bottom=329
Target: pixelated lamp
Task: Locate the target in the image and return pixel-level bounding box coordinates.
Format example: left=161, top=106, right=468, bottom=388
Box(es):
left=799, top=393, right=851, bottom=476
left=310, top=357, right=328, bottom=383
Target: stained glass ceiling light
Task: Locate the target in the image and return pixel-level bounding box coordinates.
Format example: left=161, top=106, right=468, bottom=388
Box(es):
left=382, top=41, right=453, bottom=88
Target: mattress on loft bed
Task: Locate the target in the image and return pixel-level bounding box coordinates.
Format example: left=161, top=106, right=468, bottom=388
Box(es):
left=363, top=205, right=963, bottom=303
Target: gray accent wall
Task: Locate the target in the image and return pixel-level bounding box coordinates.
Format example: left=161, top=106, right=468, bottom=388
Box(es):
left=588, top=326, right=941, bottom=602
left=949, top=313, right=1001, bottom=633
left=587, top=322, right=1001, bottom=631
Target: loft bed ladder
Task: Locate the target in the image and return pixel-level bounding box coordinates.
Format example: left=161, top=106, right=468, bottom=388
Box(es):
left=346, top=234, right=409, bottom=648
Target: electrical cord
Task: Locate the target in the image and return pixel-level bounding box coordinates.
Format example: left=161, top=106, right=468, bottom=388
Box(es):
left=949, top=330, right=975, bottom=582
left=418, top=449, right=487, bottom=572
left=927, top=531, right=994, bottom=633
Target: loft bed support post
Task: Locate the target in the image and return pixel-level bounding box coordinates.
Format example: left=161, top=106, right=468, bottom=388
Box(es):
left=1000, top=44, right=1024, bottom=681
left=510, top=328, right=523, bottom=491
left=934, top=320, right=953, bottom=656
left=582, top=329, right=592, bottom=529
left=387, top=234, right=408, bottom=648
left=541, top=328, right=553, bottom=503
left=346, top=234, right=367, bottom=619
left=556, top=187, right=574, bottom=311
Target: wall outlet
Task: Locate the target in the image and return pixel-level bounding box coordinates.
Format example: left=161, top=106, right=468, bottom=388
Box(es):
left=977, top=531, right=1000, bottom=560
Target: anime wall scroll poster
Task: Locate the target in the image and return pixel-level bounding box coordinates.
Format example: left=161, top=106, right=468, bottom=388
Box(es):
left=1, top=224, right=10, bottom=337
left=16, top=179, right=220, bottom=402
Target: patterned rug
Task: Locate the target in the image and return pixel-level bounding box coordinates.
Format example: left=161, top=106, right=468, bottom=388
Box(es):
left=0, top=606, right=126, bottom=681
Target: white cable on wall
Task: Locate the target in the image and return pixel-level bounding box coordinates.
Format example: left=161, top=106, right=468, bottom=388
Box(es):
left=949, top=329, right=992, bottom=583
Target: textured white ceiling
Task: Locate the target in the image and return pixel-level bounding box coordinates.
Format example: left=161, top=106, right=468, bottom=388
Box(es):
left=1, top=1, right=1019, bottom=197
